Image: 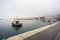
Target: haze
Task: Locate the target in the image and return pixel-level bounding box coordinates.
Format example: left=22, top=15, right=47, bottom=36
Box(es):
left=0, top=0, right=60, bottom=18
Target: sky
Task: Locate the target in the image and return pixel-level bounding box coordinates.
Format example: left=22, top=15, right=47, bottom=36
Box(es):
left=0, top=0, right=60, bottom=18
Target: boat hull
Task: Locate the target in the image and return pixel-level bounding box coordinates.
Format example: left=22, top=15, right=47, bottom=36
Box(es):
left=12, top=23, right=22, bottom=27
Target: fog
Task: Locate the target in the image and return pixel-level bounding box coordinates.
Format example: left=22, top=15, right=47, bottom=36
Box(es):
left=0, top=0, right=60, bottom=18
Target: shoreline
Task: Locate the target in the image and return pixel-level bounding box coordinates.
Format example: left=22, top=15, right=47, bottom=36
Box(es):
left=4, top=21, right=60, bottom=40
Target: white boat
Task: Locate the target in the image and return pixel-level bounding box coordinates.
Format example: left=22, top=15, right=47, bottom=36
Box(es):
left=12, top=19, right=22, bottom=27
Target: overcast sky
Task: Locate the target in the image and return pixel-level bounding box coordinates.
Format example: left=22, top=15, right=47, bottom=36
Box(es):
left=0, top=0, right=60, bottom=18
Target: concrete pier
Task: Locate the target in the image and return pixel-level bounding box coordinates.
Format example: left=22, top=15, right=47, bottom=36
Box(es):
left=5, top=22, right=60, bottom=40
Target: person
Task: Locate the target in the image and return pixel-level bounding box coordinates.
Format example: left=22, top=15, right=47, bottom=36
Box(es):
left=16, top=21, right=19, bottom=24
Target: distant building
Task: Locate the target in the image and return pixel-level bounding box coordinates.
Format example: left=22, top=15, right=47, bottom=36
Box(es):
left=40, top=16, right=57, bottom=22
left=56, top=15, right=60, bottom=21
left=40, top=17, right=45, bottom=20
left=45, top=16, right=52, bottom=22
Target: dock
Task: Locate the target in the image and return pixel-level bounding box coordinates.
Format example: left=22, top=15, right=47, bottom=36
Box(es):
left=4, top=21, right=60, bottom=40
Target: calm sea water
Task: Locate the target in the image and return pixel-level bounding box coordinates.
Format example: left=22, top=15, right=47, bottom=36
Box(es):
left=0, top=19, right=55, bottom=40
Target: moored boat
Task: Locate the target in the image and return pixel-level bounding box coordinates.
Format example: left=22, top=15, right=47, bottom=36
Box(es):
left=12, top=19, right=22, bottom=27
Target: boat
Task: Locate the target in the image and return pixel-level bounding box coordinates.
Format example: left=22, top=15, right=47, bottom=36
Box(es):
left=12, top=19, right=22, bottom=27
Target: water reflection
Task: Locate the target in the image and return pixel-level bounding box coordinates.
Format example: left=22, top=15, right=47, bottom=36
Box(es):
left=12, top=26, right=22, bottom=30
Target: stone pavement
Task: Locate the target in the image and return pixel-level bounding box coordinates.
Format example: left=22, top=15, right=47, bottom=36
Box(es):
left=24, top=23, right=60, bottom=40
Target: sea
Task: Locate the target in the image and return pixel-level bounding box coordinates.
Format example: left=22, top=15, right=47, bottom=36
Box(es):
left=0, top=19, right=56, bottom=40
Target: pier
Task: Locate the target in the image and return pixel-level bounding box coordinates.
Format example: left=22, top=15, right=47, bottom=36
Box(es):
left=4, top=21, right=60, bottom=40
